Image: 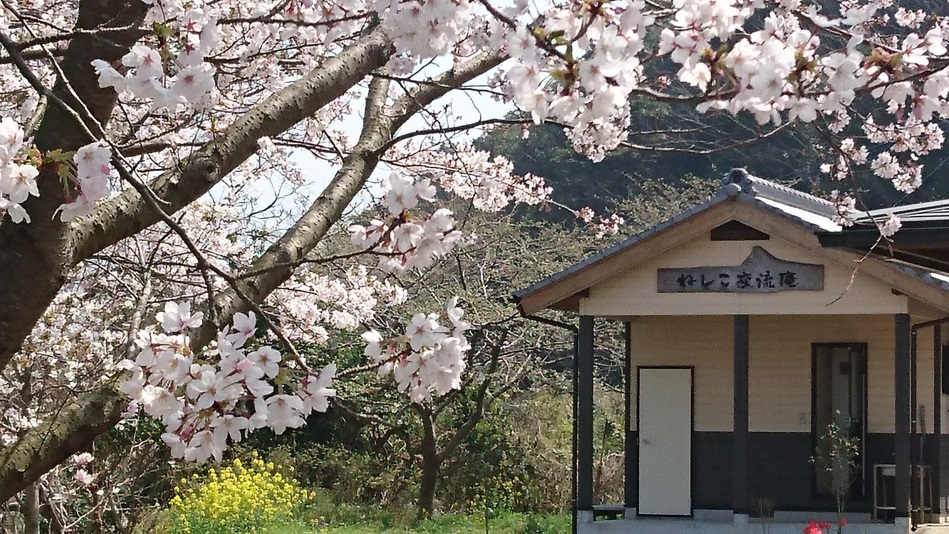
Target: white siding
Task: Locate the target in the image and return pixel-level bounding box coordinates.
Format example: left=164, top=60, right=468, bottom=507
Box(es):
left=629, top=315, right=939, bottom=435
left=630, top=316, right=733, bottom=432
left=582, top=234, right=908, bottom=317
left=748, top=315, right=900, bottom=434
left=914, top=319, right=937, bottom=436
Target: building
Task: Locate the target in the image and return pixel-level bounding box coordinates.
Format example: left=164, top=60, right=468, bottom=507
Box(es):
left=514, top=170, right=949, bottom=534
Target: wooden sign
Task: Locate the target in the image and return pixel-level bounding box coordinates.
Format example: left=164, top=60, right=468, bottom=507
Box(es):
left=657, top=246, right=824, bottom=293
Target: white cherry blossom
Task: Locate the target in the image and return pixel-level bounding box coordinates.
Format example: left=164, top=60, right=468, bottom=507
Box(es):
left=157, top=302, right=204, bottom=333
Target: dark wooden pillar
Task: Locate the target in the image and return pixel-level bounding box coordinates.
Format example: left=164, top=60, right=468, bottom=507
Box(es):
left=896, top=313, right=912, bottom=519
left=733, top=315, right=749, bottom=515
left=624, top=321, right=636, bottom=512
left=578, top=316, right=595, bottom=513
left=912, top=326, right=919, bottom=515
left=934, top=325, right=942, bottom=514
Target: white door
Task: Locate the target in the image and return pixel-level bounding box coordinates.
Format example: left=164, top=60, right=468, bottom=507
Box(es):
left=638, top=367, right=692, bottom=516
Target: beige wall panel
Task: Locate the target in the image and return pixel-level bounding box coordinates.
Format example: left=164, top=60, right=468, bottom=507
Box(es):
left=913, top=318, right=937, bottom=436
left=580, top=234, right=908, bottom=316
left=747, top=315, right=810, bottom=433
left=631, top=315, right=939, bottom=435
left=630, top=316, right=734, bottom=432
left=748, top=315, right=897, bottom=434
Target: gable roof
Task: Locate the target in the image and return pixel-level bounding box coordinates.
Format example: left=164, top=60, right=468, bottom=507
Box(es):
left=513, top=169, right=949, bottom=316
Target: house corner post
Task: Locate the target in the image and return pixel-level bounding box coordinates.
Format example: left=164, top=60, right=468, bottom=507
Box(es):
left=577, top=315, right=595, bottom=522
left=896, top=313, right=912, bottom=522
left=624, top=321, right=637, bottom=518
left=733, top=315, right=750, bottom=523
left=934, top=325, right=942, bottom=515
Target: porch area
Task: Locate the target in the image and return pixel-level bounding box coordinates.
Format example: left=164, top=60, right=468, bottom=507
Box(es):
left=571, top=313, right=949, bottom=534
left=580, top=513, right=913, bottom=534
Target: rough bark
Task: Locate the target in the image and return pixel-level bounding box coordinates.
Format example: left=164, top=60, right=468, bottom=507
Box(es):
left=417, top=407, right=440, bottom=520
left=68, top=26, right=394, bottom=265
left=0, top=0, right=148, bottom=370
left=23, top=484, right=40, bottom=534
left=0, top=42, right=506, bottom=501
left=0, top=378, right=126, bottom=502
left=192, top=72, right=392, bottom=346
left=0, top=28, right=393, bottom=497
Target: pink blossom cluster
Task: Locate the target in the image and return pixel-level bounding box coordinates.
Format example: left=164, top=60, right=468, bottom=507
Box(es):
left=478, top=0, right=949, bottom=204
left=0, top=115, right=113, bottom=223
left=830, top=189, right=858, bottom=227
left=577, top=207, right=625, bottom=238
left=0, top=117, right=39, bottom=223
left=349, top=173, right=464, bottom=273
left=4, top=0, right=948, bottom=232
left=57, top=142, right=114, bottom=222
left=120, top=303, right=336, bottom=462
left=8, top=0, right=949, bottom=474
left=382, top=0, right=477, bottom=61
left=269, top=266, right=408, bottom=344
left=72, top=453, right=95, bottom=487
left=1, top=281, right=127, bottom=447
left=93, top=6, right=218, bottom=109
left=362, top=297, right=471, bottom=403
left=387, top=143, right=553, bottom=212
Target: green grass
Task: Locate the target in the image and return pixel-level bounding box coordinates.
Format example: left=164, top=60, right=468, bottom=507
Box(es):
left=267, top=511, right=570, bottom=533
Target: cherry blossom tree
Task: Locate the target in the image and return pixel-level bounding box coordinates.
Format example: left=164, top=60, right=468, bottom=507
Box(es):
left=0, top=0, right=947, bottom=512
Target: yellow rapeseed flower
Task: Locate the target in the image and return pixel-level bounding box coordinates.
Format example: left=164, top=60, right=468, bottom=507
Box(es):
left=167, top=456, right=312, bottom=533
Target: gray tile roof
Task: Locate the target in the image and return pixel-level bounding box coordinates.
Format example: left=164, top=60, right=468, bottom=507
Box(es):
left=872, top=257, right=949, bottom=292
left=857, top=198, right=949, bottom=223
left=514, top=168, right=949, bottom=306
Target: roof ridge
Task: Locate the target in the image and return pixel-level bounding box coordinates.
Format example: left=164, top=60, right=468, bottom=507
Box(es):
left=720, top=168, right=836, bottom=218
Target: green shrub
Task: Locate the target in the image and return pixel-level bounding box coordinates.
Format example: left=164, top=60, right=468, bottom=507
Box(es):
left=517, top=514, right=560, bottom=534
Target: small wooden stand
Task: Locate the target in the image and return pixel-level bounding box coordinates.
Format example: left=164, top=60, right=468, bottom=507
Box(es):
left=872, top=464, right=931, bottom=522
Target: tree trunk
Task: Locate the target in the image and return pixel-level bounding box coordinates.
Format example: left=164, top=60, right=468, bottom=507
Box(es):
left=417, top=408, right=440, bottom=520
left=418, top=448, right=441, bottom=520
left=22, top=483, right=40, bottom=534
left=0, top=0, right=148, bottom=370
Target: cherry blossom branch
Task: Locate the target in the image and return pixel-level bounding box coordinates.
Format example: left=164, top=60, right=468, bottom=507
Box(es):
left=0, top=376, right=128, bottom=502
left=0, top=29, right=94, bottom=141
left=0, top=46, right=66, bottom=64
left=371, top=72, right=508, bottom=98
left=219, top=13, right=372, bottom=28
left=619, top=121, right=795, bottom=154
left=191, top=51, right=506, bottom=347
left=334, top=399, right=408, bottom=433
left=231, top=244, right=385, bottom=280
left=383, top=117, right=530, bottom=150
left=0, top=0, right=149, bottom=371
left=69, top=23, right=394, bottom=264
left=0, top=20, right=246, bottom=341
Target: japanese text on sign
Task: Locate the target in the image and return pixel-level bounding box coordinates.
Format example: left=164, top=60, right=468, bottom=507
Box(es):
left=657, top=246, right=824, bottom=293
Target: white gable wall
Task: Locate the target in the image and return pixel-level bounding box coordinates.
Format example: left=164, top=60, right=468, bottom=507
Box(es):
left=580, top=231, right=909, bottom=316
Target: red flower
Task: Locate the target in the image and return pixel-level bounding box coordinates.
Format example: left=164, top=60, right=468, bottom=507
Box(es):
left=818, top=521, right=832, bottom=530
left=803, top=521, right=823, bottom=534
left=840, top=518, right=848, bottom=526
